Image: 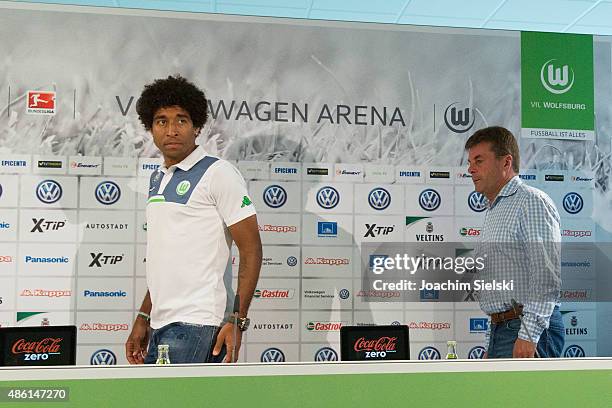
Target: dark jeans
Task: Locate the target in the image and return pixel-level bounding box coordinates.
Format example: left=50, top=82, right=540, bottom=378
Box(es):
left=144, top=322, right=226, bottom=364
left=488, top=306, right=565, bottom=358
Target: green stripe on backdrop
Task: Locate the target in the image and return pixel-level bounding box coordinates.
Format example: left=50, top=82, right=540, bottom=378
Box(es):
left=1, top=370, right=611, bottom=407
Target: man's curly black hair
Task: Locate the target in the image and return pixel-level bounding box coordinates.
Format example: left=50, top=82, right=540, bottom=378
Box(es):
left=136, top=75, right=208, bottom=132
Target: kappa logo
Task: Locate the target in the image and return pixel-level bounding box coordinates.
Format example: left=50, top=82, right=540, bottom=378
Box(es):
left=261, top=348, right=285, bottom=363
left=563, top=192, right=583, bottom=214
left=419, top=189, right=441, bottom=211
left=563, top=344, right=585, bottom=358
left=468, top=346, right=486, bottom=359
left=263, top=185, right=287, bottom=208
left=444, top=102, right=475, bottom=133
left=90, top=349, right=117, bottom=365
left=468, top=191, right=487, bottom=213
left=541, top=59, right=574, bottom=94
left=316, top=186, right=340, bottom=209
left=315, top=347, right=338, bottom=362
left=241, top=196, right=252, bottom=208
left=418, top=346, right=441, bottom=360
left=368, top=187, right=391, bottom=210
left=95, top=181, right=121, bottom=205
left=36, top=180, right=62, bottom=204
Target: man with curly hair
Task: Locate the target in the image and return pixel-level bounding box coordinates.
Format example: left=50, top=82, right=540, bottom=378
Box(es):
left=125, top=75, right=262, bottom=364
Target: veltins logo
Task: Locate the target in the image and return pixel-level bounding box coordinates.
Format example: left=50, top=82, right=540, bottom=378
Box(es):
left=90, top=349, right=117, bottom=365
left=36, top=180, right=62, bottom=204
left=263, top=185, right=287, bottom=208
left=468, top=191, right=487, bottom=212
left=563, top=192, right=583, bottom=214
left=540, top=59, right=574, bottom=94
left=368, top=187, right=391, bottom=210
left=468, top=346, right=486, bottom=359
left=563, top=344, right=585, bottom=358
left=95, top=181, right=121, bottom=205
left=418, top=346, right=441, bottom=360
left=316, top=186, right=340, bottom=209
left=444, top=102, right=475, bottom=133
left=419, top=189, right=441, bottom=212
left=176, top=180, right=191, bottom=196
left=315, top=347, right=338, bottom=362
left=27, top=91, right=56, bottom=114
left=261, top=348, right=285, bottom=362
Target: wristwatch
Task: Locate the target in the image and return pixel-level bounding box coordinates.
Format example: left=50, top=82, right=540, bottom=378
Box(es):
left=227, top=315, right=250, bottom=332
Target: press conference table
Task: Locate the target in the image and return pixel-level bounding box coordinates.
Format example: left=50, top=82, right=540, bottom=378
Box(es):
left=1, top=359, right=611, bottom=407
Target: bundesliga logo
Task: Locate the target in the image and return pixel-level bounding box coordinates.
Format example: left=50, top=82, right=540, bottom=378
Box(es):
left=27, top=91, right=56, bottom=115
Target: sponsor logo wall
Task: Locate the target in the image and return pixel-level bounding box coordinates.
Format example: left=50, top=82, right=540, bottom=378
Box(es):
left=0, top=158, right=602, bottom=361
left=0, top=11, right=606, bottom=361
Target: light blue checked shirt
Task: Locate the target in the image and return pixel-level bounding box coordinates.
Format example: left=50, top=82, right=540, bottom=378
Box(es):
left=476, top=176, right=562, bottom=347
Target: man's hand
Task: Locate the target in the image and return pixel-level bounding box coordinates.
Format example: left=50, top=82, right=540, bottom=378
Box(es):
left=513, top=338, right=536, bottom=358
left=212, top=322, right=243, bottom=363
left=125, top=318, right=149, bottom=364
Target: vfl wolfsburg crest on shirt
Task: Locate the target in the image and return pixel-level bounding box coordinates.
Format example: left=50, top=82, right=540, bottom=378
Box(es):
left=176, top=180, right=191, bottom=196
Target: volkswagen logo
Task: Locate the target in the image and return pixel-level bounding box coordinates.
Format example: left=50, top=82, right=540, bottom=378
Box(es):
left=468, top=191, right=487, bottom=213
left=315, top=347, right=338, bottom=362
left=368, top=187, right=391, bottom=210
left=36, top=180, right=62, bottom=204
left=286, top=256, right=298, bottom=267
left=419, top=189, right=441, bottom=212
left=564, top=345, right=585, bottom=358
left=316, top=186, right=340, bottom=209
left=468, top=346, right=486, bottom=359
left=563, top=192, right=583, bottom=214
left=95, top=181, right=121, bottom=205
left=338, top=289, right=350, bottom=299
left=418, top=346, right=441, bottom=360
left=90, top=349, right=117, bottom=365
left=263, top=185, right=287, bottom=209
left=391, top=321, right=401, bottom=326
left=261, top=347, right=285, bottom=363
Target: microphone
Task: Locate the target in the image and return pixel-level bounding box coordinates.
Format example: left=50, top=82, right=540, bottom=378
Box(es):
left=510, top=299, right=540, bottom=358
left=232, top=294, right=240, bottom=363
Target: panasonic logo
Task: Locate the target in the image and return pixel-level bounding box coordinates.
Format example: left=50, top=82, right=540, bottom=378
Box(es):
left=83, top=290, right=127, bottom=297
left=25, top=256, right=69, bottom=263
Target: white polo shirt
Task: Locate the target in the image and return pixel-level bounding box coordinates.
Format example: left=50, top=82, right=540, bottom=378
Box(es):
left=146, top=146, right=256, bottom=329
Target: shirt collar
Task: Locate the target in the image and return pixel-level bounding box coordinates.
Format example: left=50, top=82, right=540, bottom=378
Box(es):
left=161, top=145, right=207, bottom=173
left=489, top=175, right=521, bottom=208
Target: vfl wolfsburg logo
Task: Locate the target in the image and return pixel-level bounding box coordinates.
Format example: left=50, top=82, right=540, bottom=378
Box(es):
left=176, top=180, right=191, bottom=196
left=540, top=59, right=574, bottom=94
left=444, top=102, right=475, bottom=133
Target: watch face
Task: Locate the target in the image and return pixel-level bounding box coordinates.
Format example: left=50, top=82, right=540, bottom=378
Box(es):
left=239, top=318, right=250, bottom=331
